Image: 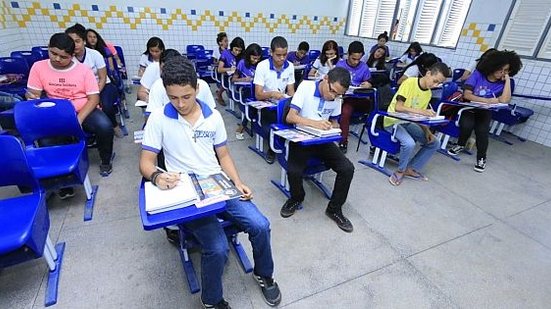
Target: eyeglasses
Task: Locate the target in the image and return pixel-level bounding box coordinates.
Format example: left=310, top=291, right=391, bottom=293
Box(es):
left=327, top=82, right=346, bottom=99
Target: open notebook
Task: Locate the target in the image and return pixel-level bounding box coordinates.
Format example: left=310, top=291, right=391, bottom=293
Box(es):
left=296, top=125, right=342, bottom=137
left=144, top=173, right=200, bottom=214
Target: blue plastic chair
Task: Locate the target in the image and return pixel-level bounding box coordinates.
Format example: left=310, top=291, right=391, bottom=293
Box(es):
left=261, top=46, right=270, bottom=60
left=269, top=98, right=334, bottom=199
left=14, top=99, right=98, bottom=220
left=0, top=57, right=29, bottom=97
left=452, top=68, right=465, bottom=83
left=0, top=134, right=65, bottom=307
left=31, top=46, right=49, bottom=60
left=186, top=45, right=205, bottom=60
left=337, top=46, right=344, bottom=59
left=308, top=50, right=321, bottom=64
left=490, top=79, right=533, bottom=144
left=10, top=50, right=39, bottom=70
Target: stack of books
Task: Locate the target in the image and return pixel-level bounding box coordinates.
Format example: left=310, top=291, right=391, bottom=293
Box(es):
left=296, top=125, right=342, bottom=137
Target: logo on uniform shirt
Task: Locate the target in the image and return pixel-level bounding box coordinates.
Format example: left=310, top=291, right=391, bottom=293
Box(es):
left=193, top=130, right=216, bottom=141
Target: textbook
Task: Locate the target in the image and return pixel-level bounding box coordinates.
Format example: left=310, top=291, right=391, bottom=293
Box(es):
left=386, top=112, right=446, bottom=122
left=144, top=173, right=199, bottom=214
left=273, top=128, right=315, bottom=142
left=247, top=100, right=277, bottom=109
left=296, top=125, right=342, bottom=137
left=462, top=101, right=509, bottom=109
left=192, top=173, right=243, bottom=208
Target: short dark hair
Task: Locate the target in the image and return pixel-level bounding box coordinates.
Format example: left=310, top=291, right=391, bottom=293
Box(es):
left=298, top=41, right=310, bottom=52
left=428, top=62, right=451, bottom=77
left=477, top=50, right=522, bottom=77
left=160, top=49, right=182, bottom=65
left=377, top=31, right=389, bottom=42
left=404, top=52, right=439, bottom=76
left=49, top=32, right=75, bottom=55
left=216, top=32, right=227, bottom=44
left=327, top=67, right=351, bottom=89
left=144, top=37, right=165, bottom=55
left=270, top=36, right=288, bottom=51
left=65, top=23, right=86, bottom=40
left=161, top=56, right=198, bottom=89
left=348, top=41, right=365, bottom=55
left=243, top=43, right=262, bottom=67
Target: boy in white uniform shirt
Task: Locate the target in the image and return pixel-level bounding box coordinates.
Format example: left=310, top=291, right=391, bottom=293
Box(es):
left=280, top=67, right=355, bottom=232
left=253, top=36, right=295, bottom=164
left=140, top=56, right=281, bottom=309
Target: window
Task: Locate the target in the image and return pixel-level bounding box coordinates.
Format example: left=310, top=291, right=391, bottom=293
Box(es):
left=497, top=0, right=551, bottom=60
left=345, top=0, right=473, bottom=48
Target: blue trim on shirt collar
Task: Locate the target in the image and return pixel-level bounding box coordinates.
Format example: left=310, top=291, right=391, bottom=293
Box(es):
left=314, top=80, right=322, bottom=98
left=163, top=99, right=213, bottom=119
left=269, top=58, right=290, bottom=79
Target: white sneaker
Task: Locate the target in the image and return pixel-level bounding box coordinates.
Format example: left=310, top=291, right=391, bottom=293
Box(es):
left=235, top=132, right=245, bottom=140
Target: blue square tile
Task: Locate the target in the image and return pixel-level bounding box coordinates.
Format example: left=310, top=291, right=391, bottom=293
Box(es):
left=245, top=12, right=250, bottom=18
left=127, top=6, right=133, bottom=13
left=219, top=11, right=224, bottom=16
left=191, top=9, right=196, bottom=15
left=53, top=3, right=61, bottom=9
left=10, top=1, right=18, bottom=8
left=333, top=17, right=338, bottom=22
left=488, top=24, right=496, bottom=31
left=91, top=4, right=98, bottom=11
left=292, top=15, right=297, bottom=20
left=160, top=8, right=166, bottom=14
left=314, top=16, right=318, bottom=21
left=270, top=13, right=274, bottom=19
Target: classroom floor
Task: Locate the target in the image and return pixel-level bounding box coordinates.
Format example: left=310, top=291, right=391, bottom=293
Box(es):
left=2, top=86, right=551, bottom=309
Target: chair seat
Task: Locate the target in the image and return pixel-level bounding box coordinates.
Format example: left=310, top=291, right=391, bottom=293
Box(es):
left=26, top=142, right=86, bottom=179
left=0, top=193, right=44, bottom=253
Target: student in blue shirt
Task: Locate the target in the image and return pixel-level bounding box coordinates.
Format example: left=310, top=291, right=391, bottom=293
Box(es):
left=286, top=41, right=310, bottom=66
left=217, top=37, right=245, bottom=106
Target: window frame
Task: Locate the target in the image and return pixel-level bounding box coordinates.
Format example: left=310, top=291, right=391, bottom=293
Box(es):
left=344, top=0, right=473, bottom=50
left=496, top=0, right=551, bottom=61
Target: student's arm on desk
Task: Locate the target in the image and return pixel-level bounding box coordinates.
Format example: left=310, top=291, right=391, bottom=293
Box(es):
left=394, top=97, right=435, bottom=117
left=139, top=150, right=180, bottom=190
left=254, top=84, right=284, bottom=101
left=360, top=80, right=372, bottom=88
left=137, top=85, right=149, bottom=102
left=286, top=108, right=332, bottom=130
left=463, top=89, right=500, bottom=104
left=217, top=61, right=235, bottom=74
left=286, top=83, right=295, bottom=96
left=215, top=145, right=253, bottom=200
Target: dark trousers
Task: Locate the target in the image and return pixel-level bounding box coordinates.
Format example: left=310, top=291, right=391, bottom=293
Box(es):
left=457, top=109, right=492, bottom=160
left=82, top=109, right=114, bottom=164
left=287, top=142, right=355, bottom=209
left=339, top=97, right=372, bottom=145
left=99, top=83, right=120, bottom=127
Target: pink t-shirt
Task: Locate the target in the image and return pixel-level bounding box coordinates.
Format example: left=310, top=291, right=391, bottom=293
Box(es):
left=106, top=42, right=117, bottom=56
left=27, top=60, right=99, bottom=112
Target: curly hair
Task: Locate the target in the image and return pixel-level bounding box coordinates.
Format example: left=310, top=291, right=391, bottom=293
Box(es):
left=476, top=50, right=522, bottom=77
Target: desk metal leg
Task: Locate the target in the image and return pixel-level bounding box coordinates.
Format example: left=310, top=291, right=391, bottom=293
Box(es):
left=177, top=226, right=200, bottom=294
left=358, top=147, right=393, bottom=176
left=230, top=235, right=253, bottom=273
left=44, top=242, right=65, bottom=307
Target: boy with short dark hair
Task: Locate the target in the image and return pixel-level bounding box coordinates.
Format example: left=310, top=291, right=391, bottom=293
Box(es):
left=286, top=41, right=310, bottom=66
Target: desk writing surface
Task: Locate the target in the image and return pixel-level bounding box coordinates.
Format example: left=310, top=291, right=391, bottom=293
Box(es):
left=294, top=64, right=307, bottom=70
left=139, top=181, right=226, bottom=231
left=246, top=100, right=278, bottom=110
left=274, top=128, right=341, bottom=145
left=382, top=111, right=449, bottom=126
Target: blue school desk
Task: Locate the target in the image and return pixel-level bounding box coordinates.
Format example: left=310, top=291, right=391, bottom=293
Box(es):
left=245, top=100, right=278, bottom=160
left=138, top=180, right=253, bottom=294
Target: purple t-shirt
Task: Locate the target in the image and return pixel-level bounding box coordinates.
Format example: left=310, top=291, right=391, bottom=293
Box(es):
left=220, top=49, right=237, bottom=68
left=286, top=51, right=309, bottom=65
left=464, top=70, right=505, bottom=98
left=369, top=44, right=390, bottom=58
left=235, top=59, right=256, bottom=78
left=336, top=59, right=372, bottom=86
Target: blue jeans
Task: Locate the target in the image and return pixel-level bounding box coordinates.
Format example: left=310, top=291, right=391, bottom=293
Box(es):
left=385, top=123, right=440, bottom=172
left=184, top=199, right=274, bottom=305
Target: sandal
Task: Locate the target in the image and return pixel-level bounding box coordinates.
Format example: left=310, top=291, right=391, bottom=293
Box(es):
left=389, top=172, right=404, bottom=186
left=405, top=169, right=429, bottom=181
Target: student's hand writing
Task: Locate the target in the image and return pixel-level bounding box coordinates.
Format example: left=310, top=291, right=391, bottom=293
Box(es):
left=419, top=109, right=436, bottom=117
left=236, top=183, right=253, bottom=200
left=426, top=132, right=436, bottom=143
left=156, top=172, right=181, bottom=190
left=486, top=98, right=500, bottom=104
left=360, top=81, right=372, bottom=88
left=312, top=119, right=333, bottom=131
left=271, top=92, right=285, bottom=100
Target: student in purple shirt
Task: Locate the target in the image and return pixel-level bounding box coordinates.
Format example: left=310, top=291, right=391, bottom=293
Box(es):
left=217, top=37, right=245, bottom=106
left=286, top=41, right=310, bottom=66
left=232, top=43, right=262, bottom=140
left=369, top=31, right=390, bottom=59
left=335, top=41, right=373, bottom=152
left=448, top=50, right=522, bottom=172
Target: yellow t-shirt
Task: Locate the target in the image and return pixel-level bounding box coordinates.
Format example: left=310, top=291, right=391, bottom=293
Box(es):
left=384, top=77, right=432, bottom=127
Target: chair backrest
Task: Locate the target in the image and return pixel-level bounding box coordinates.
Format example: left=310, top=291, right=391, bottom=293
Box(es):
left=113, top=46, right=126, bottom=67
left=276, top=97, right=292, bottom=124
left=31, top=46, right=49, bottom=60
left=452, top=68, right=465, bottom=82
left=337, top=46, right=344, bottom=59
left=14, top=99, right=86, bottom=146
left=308, top=50, right=321, bottom=63
left=261, top=47, right=270, bottom=60
left=186, top=45, right=205, bottom=59
left=0, top=135, right=39, bottom=190
left=10, top=51, right=38, bottom=70
left=440, top=81, right=459, bottom=101
left=0, top=57, right=30, bottom=76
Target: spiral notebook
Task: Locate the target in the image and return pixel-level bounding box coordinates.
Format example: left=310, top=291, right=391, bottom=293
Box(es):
left=144, top=173, right=199, bottom=214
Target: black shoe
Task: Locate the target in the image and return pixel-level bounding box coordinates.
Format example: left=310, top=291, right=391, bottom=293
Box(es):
left=202, top=298, right=231, bottom=309
left=164, top=228, right=180, bottom=246
left=339, top=143, right=348, bottom=154
left=265, top=150, right=276, bottom=164
left=57, top=187, right=75, bottom=200
left=280, top=199, right=301, bottom=218
left=447, top=145, right=464, bottom=156
left=254, top=273, right=282, bottom=307
left=325, top=209, right=353, bottom=233
left=99, top=163, right=113, bottom=177
left=474, top=157, right=486, bottom=173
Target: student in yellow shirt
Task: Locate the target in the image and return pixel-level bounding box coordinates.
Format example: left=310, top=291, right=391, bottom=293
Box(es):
left=384, top=62, right=449, bottom=186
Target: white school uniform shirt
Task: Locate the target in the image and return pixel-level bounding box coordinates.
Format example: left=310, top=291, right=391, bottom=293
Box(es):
left=290, top=80, right=341, bottom=121
left=403, top=65, right=420, bottom=78
left=140, top=61, right=160, bottom=89
left=142, top=101, right=227, bottom=176
left=311, top=58, right=331, bottom=79
left=146, top=78, right=216, bottom=113
left=253, top=58, right=295, bottom=93
left=139, top=54, right=154, bottom=68
left=75, top=47, right=109, bottom=84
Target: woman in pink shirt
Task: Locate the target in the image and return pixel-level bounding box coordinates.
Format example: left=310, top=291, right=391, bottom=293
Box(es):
left=26, top=33, right=114, bottom=177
